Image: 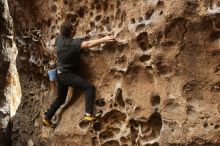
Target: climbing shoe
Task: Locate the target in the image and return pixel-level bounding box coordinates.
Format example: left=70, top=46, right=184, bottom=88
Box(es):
left=83, top=115, right=96, bottom=121
left=42, top=117, right=55, bottom=128
left=94, top=111, right=103, bottom=119
left=83, top=111, right=103, bottom=122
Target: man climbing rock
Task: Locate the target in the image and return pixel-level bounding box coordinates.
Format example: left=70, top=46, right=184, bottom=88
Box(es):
left=43, top=22, right=115, bottom=128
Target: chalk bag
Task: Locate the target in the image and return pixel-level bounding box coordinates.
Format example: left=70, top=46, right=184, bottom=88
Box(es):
left=48, top=69, right=57, bottom=81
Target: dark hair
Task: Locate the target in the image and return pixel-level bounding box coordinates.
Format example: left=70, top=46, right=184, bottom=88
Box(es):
left=60, top=22, right=73, bottom=38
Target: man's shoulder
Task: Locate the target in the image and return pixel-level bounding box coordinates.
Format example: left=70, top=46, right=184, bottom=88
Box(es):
left=71, top=37, right=84, bottom=45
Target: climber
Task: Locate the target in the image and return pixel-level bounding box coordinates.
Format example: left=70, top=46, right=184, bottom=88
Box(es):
left=43, top=22, right=115, bottom=128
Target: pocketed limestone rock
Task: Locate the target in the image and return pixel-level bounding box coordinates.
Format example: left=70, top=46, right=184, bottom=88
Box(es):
left=0, top=0, right=219, bottom=145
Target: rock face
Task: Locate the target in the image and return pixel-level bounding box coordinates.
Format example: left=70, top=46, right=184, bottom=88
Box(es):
left=0, top=0, right=220, bottom=145
left=0, top=0, right=21, bottom=145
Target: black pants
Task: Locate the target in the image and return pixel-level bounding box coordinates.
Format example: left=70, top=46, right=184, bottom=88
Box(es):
left=45, top=72, right=95, bottom=120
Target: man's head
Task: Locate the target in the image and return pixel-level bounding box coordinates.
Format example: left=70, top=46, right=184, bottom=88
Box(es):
left=60, top=22, right=74, bottom=38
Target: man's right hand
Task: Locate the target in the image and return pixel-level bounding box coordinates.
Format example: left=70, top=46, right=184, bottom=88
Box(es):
left=103, top=36, right=116, bottom=42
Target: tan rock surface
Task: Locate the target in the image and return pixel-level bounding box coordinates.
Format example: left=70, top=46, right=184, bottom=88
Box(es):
left=1, top=0, right=220, bottom=146
left=0, top=0, right=21, bottom=145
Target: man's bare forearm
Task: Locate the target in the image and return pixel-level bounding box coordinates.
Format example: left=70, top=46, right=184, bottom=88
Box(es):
left=81, top=38, right=105, bottom=48
left=81, top=36, right=115, bottom=49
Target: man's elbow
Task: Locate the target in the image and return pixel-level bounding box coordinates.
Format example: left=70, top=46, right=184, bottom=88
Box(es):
left=81, top=42, right=91, bottom=49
